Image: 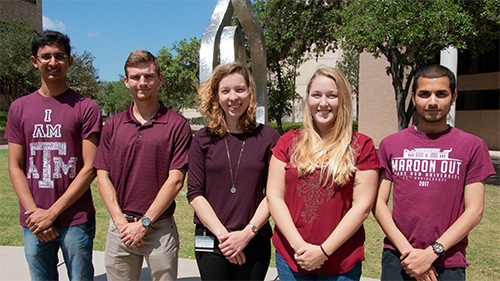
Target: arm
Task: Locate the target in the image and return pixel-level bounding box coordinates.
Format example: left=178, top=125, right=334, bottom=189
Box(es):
left=401, top=181, right=485, bottom=278
left=266, top=156, right=307, bottom=252
left=24, top=132, right=100, bottom=235
left=218, top=197, right=270, bottom=259
left=8, top=142, right=57, bottom=241
left=295, top=168, right=379, bottom=271
left=120, top=166, right=187, bottom=247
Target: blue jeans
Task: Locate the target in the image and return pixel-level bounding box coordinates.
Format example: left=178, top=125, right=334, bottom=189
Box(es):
left=23, top=217, right=95, bottom=281
left=276, top=251, right=362, bottom=281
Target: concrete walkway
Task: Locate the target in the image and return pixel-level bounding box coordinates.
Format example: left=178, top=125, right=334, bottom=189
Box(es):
left=0, top=246, right=380, bottom=281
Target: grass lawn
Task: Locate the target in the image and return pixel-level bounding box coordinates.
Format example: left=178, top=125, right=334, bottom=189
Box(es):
left=1, top=149, right=498, bottom=280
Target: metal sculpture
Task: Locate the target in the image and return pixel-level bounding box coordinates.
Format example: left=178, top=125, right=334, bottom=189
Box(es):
left=200, top=0, right=267, bottom=124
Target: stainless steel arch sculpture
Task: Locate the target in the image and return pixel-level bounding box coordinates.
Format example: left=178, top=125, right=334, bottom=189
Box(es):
left=200, top=0, right=267, bottom=124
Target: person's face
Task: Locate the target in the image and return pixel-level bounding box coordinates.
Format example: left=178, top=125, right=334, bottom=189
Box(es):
left=31, top=43, right=73, bottom=83
left=308, top=75, right=339, bottom=136
left=124, top=62, right=164, bottom=102
left=412, top=76, right=457, bottom=124
left=218, top=73, right=250, bottom=123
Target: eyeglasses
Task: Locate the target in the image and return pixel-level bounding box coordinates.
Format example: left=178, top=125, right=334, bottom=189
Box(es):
left=36, top=53, right=69, bottom=62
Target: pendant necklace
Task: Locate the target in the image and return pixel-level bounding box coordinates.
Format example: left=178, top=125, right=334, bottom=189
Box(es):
left=224, top=134, right=247, bottom=194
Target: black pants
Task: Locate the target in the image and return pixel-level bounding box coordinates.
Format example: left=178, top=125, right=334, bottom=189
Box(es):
left=381, top=248, right=465, bottom=281
left=194, top=225, right=271, bottom=281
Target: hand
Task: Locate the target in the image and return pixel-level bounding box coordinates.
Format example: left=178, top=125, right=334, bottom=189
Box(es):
left=35, top=225, right=58, bottom=242
left=25, top=208, right=56, bottom=235
left=119, top=221, right=147, bottom=247
left=414, top=266, right=438, bottom=281
left=400, top=247, right=437, bottom=277
left=228, top=251, right=246, bottom=265
left=218, top=228, right=253, bottom=259
left=294, top=243, right=327, bottom=271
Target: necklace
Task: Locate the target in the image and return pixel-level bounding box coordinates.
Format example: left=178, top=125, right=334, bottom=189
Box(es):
left=224, top=134, right=247, bottom=194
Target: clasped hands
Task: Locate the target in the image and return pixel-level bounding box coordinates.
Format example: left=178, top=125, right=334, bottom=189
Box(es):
left=25, top=208, right=58, bottom=242
left=116, top=220, right=147, bottom=247
left=400, top=248, right=439, bottom=281
left=217, top=230, right=253, bottom=265
left=294, top=242, right=328, bottom=271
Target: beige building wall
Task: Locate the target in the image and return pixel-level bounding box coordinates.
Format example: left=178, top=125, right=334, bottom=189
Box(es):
left=358, top=53, right=500, bottom=150
left=0, top=0, right=43, bottom=32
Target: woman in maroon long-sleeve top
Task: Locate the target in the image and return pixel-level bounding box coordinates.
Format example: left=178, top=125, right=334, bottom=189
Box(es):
left=186, top=62, right=279, bottom=280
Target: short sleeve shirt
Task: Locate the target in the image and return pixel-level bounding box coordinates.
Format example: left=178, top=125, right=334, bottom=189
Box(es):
left=271, top=130, right=379, bottom=274
left=4, top=89, right=101, bottom=228
left=93, top=102, right=192, bottom=217
left=378, top=125, right=495, bottom=268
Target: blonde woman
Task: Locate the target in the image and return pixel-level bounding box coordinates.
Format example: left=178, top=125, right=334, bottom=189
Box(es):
left=187, top=62, right=279, bottom=280
left=267, top=67, right=379, bottom=280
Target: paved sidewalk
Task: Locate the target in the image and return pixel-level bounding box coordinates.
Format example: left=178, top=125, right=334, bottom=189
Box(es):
left=0, top=246, right=380, bottom=280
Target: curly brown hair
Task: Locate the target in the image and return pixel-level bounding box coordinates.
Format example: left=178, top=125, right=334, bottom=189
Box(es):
left=198, top=62, right=257, bottom=138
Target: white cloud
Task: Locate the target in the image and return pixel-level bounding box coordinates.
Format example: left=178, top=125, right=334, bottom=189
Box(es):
left=88, top=32, right=102, bottom=38
left=43, top=16, right=66, bottom=32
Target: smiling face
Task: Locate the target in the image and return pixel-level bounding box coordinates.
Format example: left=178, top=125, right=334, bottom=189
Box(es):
left=413, top=76, right=457, bottom=131
left=31, top=43, right=73, bottom=85
left=218, top=73, right=250, bottom=124
left=308, top=74, right=339, bottom=136
left=124, top=61, right=164, bottom=103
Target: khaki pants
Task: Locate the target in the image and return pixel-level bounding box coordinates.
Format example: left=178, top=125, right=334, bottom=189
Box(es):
left=104, top=216, right=179, bottom=281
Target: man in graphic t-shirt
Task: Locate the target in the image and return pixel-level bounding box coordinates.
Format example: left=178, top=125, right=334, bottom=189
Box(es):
left=374, top=64, right=495, bottom=281
left=4, top=30, right=101, bottom=280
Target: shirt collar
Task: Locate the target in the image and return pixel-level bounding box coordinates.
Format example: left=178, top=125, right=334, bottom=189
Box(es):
left=123, top=101, right=170, bottom=125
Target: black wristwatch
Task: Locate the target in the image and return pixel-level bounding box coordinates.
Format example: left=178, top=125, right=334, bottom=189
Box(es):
left=141, top=215, right=152, bottom=228
left=431, top=242, right=445, bottom=257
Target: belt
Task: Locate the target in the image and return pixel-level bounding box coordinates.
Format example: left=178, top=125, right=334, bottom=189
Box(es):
left=123, top=213, right=140, bottom=223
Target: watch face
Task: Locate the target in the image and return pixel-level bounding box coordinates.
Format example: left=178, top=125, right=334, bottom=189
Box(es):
left=433, top=242, right=444, bottom=254
left=141, top=216, right=151, bottom=227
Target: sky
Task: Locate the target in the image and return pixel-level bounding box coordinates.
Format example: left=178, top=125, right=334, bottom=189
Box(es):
left=42, top=0, right=219, bottom=82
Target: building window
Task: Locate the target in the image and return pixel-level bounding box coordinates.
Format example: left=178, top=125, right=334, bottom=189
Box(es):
left=456, top=89, right=500, bottom=110
left=458, top=40, right=499, bottom=75
left=25, top=0, right=36, bottom=3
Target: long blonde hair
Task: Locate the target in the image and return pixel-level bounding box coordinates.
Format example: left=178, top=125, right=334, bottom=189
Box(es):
left=291, top=67, right=356, bottom=187
left=198, top=62, right=257, bottom=138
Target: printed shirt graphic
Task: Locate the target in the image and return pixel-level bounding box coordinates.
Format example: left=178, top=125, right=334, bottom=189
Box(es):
left=271, top=130, right=379, bottom=275
left=5, top=89, right=101, bottom=228
left=379, top=125, right=495, bottom=268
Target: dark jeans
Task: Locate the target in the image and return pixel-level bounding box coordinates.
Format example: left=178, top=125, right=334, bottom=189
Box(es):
left=194, top=225, right=271, bottom=280
left=381, top=248, right=465, bottom=281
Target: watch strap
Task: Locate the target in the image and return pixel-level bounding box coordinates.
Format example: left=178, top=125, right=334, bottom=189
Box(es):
left=247, top=223, right=258, bottom=235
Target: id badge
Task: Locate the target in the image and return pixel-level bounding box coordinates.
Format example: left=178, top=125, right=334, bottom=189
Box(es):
left=195, top=235, right=215, bottom=252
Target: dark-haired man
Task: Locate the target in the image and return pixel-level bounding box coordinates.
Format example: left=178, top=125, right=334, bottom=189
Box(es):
left=374, top=64, right=495, bottom=281
left=5, top=30, right=101, bottom=280
left=93, top=50, right=192, bottom=280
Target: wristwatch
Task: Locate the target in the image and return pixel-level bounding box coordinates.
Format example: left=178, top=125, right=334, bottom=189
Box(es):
left=141, top=215, right=152, bottom=228
left=247, top=223, right=258, bottom=235
left=431, top=242, right=445, bottom=257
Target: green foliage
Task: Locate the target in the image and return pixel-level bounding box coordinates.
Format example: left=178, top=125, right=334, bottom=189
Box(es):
left=254, top=0, right=342, bottom=133
left=337, top=0, right=499, bottom=130
left=67, top=50, right=103, bottom=100
left=96, top=78, right=132, bottom=116
left=158, top=38, right=201, bottom=112
left=268, top=122, right=303, bottom=135
left=0, top=19, right=39, bottom=106
left=336, top=47, right=360, bottom=121
left=0, top=111, right=7, bottom=129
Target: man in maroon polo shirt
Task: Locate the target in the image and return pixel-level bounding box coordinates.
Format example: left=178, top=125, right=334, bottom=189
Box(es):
left=93, top=50, right=192, bottom=281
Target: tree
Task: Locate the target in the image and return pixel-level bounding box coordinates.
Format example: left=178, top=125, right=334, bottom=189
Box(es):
left=96, top=78, right=132, bottom=116
left=338, top=0, right=499, bottom=130
left=157, top=37, right=201, bottom=112
left=67, top=50, right=102, bottom=100
left=254, top=0, right=342, bottom=134
left=336, top=47, right=360, bottom=121
left=0, top=19, right=39, bottom=107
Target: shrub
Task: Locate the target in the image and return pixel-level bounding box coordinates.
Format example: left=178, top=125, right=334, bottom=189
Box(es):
left=0, top=111, right=7, bottom=129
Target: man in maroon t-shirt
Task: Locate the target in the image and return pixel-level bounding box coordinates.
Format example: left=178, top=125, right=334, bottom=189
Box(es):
left=5, top=30, right=101, bottom=280
left=374, top=65, right=495, bottom=281
left=93, top=50, right=192, bottom=281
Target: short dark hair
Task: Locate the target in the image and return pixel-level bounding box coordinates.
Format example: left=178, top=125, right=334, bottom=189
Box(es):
left=124, top=50, right=161, bottom=78
left=31, top=30, right=71, bottom=57
left=413, top=64, right=456, bottom=93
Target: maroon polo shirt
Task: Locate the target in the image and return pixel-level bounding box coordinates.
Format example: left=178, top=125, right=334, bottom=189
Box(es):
left=93, top=102, right=192, bottom=218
